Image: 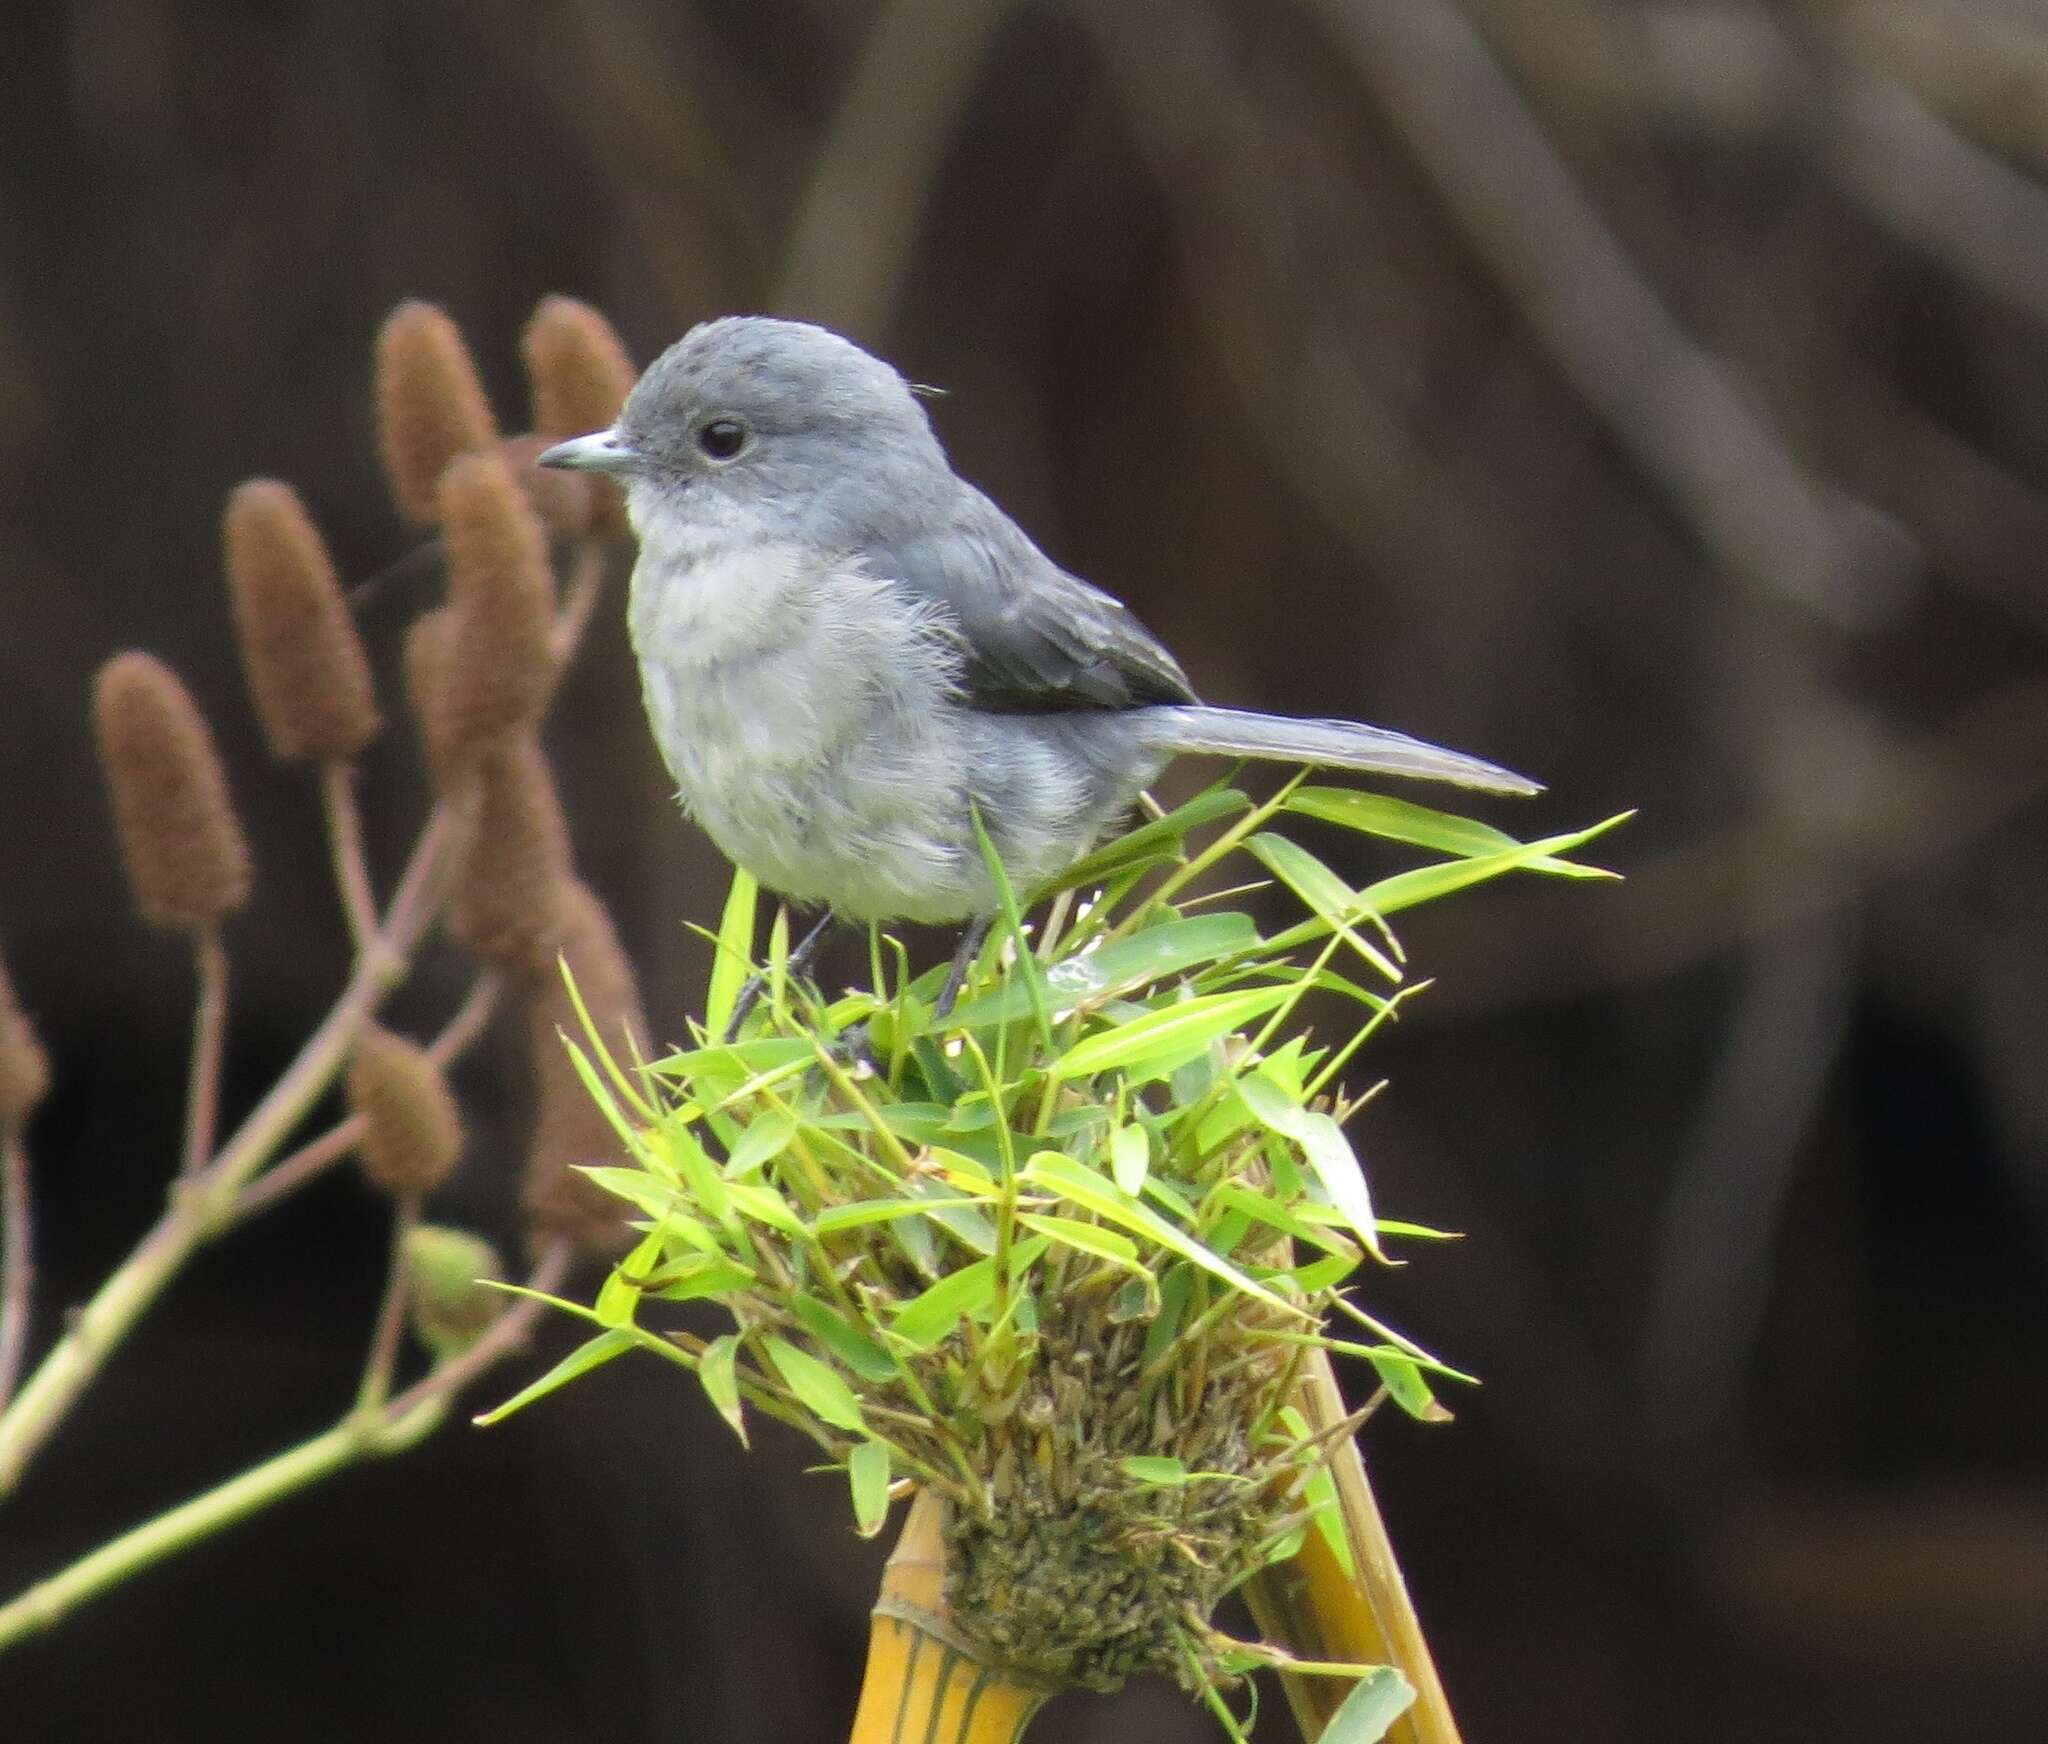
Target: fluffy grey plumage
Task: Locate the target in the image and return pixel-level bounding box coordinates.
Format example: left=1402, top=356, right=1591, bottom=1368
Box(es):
left=541, top=317, right=1537, bottom=926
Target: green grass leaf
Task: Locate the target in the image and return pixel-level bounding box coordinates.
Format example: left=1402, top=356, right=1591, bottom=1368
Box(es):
left=790, top=1293, right=901, bottom=1382
left=1238, top=1075, right=1386, bottom=1264
left=848, top=1438, right=892, bottom=1537
left=1051, top=986, right=1295, bottom=1080
left=472, top=1328, right=636, bottom=1427
left=1285, top=786, right=1605, bottom=875
left=951, top=911, right=1260, bottom=1027
left=1110, top=1122, right=1150, bottom=1195
left=1021, top=1152, right=1311, bottom=1320
left=705, top=868, right=759, bottom=1038
left=890, top=1237, right=1051, bottom=1350
left=1320, top=1666, right=1416, bottom=1744
left=1048, top=785, right=1249, bottom=893
left=971, top=804, right=1053, bottom=1051
left=762, top=1335, right=865, bottom=1434
left=1118, top=1454, right=1249, bottom=1487
left=724, top=1110, right=797, bottom=1178
left=1244, top=833, right=1402, bottom=983
left=698, top=1332, right=747, bottom=1444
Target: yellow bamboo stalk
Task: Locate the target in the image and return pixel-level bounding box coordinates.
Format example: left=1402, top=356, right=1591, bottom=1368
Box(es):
left=850, top=1491, right=1053, bottom=1744
left=1240, top=1349, right=1462, bottom=1744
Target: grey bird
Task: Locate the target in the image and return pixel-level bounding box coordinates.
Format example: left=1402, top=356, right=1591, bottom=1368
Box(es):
left=540, top=317, right=1538, bottom=1027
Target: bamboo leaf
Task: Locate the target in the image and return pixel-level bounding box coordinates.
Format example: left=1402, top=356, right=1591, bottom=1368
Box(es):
left=1048, top=785, right=1250, bottom=892
left=1285, top=786, right=1605, bottom=875
left=1320, top=1667, right=1416, bottom=1744
left=763, top=1335, right=865, bottom=1434
left=951, top=912, right=1261, bottom=1028
left=889, top=1237, right=1051, bottom=1349
left=1020, top=1152, right=1311, bottom=1319
left=705, top=868, right=759, bottom=1038
left=790, top=1293, right=901, bottom=1382
left=724, top=1110, right=796, bottom=1178
left=1110, top=1122, right=1150, bottom=1195
left=472, top=1328, right=636, bottom=1427
left=1051, top=986, right=1295, bottom=1080
left=848, top=1438, right=892, bottom=1537
left=699, top=1332, right=747, bottom=1444
left=1244, top=833, right=1402, bottom=983
left=1238, top=1076, right=1386, bottom=1264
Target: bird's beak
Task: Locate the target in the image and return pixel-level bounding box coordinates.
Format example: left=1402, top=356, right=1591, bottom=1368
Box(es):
left=537, top=428, right=643, bottom=475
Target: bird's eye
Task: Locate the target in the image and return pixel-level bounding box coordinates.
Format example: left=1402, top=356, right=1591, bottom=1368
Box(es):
left=697, top=418, right=747, bottom=461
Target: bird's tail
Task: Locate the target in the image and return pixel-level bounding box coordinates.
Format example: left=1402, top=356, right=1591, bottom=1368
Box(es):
left=1148, top=705, right=1541, bottom=795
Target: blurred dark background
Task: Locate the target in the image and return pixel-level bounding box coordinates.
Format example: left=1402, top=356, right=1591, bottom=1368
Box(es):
left=4, top=1, right=2047, bottom=1739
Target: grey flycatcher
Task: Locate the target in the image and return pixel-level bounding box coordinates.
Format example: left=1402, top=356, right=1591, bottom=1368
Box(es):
left=541, top=317, right=1537, bottom=1028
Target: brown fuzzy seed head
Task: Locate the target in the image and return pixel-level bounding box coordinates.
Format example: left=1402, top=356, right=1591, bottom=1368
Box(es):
left=375, top=301, right=498, bottom=526
left=522, top=297, right=635, bottom=441
left=400, top=606, right=464, bottom=793
left=498, top=434, right=595, bottom=540
left=440, top=452, right=557, bottom=751
left=223, top=480, right=380, bottom=762
left=348, top=1023, right=464, bottom=1197
left=92, top=653, right=253, bottom=929
left=0, top=950, right=51, bottom=1123
left=446, top=735, right=576, bottom=973
left=521, top=881, right=644, bottom=1256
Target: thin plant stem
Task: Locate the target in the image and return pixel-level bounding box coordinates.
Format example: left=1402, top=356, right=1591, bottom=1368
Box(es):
left=0, top=815, right=458, bottom=1500
left=179, top=926, right=229, bottom=1178
left=425, top=971, right=502, bottom=1066
left=230, top=971, right=501, bottom=1225
left=320, top=761, right=380, bottom=952
left=228, top=1118, right=364, bottom=1224
left=0, top=1399, right=447, bottom=1647
left=1238, top=1347, right=1462, bottom=1744
left=0, top=1238, right=572, bottom=1650
left=0, top=1126, right=30, bottom=1412
left=353, top=1196, right=419, bottom=1413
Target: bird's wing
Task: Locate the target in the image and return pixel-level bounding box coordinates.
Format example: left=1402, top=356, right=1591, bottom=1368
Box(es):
left=874, top=499, right=1197, bottom=713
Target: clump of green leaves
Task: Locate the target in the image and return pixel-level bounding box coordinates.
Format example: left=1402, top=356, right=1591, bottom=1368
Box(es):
left=489, top=777, right=1621, bottom=1700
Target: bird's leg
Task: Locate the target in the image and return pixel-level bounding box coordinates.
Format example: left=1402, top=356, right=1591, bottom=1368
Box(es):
left=931, top=916, right=993, bottom=1025
left=721, top=909, right=836, bottom=1044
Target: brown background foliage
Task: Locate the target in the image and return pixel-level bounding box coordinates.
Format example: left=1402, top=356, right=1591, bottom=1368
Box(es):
left=2, top=3, right=2045, bottom=1740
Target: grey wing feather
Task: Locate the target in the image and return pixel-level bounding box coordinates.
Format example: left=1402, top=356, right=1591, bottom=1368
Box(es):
left=875, top=493, right=1196, bottom=713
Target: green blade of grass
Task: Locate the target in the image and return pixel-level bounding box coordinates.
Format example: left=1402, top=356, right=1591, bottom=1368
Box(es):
left=472, top=1328, right=637, bottom=1427
left=1285, top=786, right=1606, bottom=875
left=704, top=869, right=759, bottom=1038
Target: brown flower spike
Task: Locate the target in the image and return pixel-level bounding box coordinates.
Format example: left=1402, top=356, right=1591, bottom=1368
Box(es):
left=522, top=297, right=635, bottom=442
left=0, top=949, right=50, bottom=1124
left=522, top=879, right=644, bottom=1255
left=223, top=480, right=380, bottom=763
left=347, top=1024, right=464, bottom=1198
left=92, top=653, right=253, bottom=929
left=439, top=451, right=557, bottom=758
left=445, top=734, right=576, bottom=973
left=375, top=301, right=498, bottom=526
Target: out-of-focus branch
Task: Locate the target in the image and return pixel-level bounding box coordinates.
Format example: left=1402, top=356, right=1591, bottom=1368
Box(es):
left=320, top=762, right=381, bottom=951
left=0, top=1237, right=570, bottom=1649
left=1637, top=920, right=1854, bottom=1489
left=775, top=0, right=1019, bottom=329
left=0, top=814, right=454, bottom=1500
left=1082, top=1, right=1527, bottom=657
left=1830, top=65, right=2048, bottom=329
left=1420, top=671, right=2048, bottom=1013
left=179, top=926, right=229, bottom=1178
left=1303, top=0, right=1914, bottom=630
left=0, top=1127, right=28, bottom=1413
